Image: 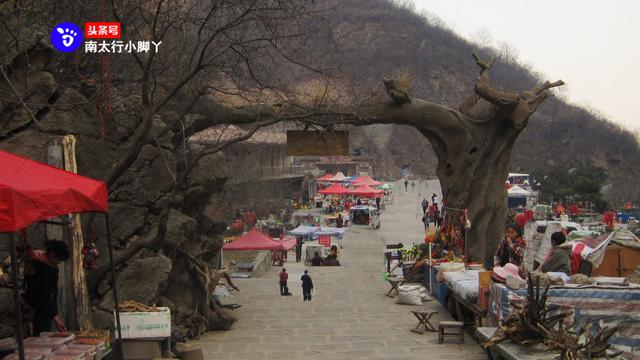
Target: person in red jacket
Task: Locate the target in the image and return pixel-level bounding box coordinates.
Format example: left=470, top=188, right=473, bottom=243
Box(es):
left=569, top=204, right=579, bottom=222
left=279, top=268, right=289, bottom=296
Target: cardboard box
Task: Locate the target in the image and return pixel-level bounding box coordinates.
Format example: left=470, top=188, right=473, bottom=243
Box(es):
left=478, top=271, right=491, bottom=288
left=478, top=286, right=490, bottom=311
left=116, top=307, right=171, bottom=339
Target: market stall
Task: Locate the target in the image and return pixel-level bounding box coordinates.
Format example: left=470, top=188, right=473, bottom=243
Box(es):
left=379, top=183, right=394, bottom=205
left=328, top=172, right=347, bottom=182
left=317, top=183, right=351, bottom=196
left=0, top=150, right=122, bottom=360
left=316, top=173, right=334, bottom=182
left=351, top=175, right=382, bottom=187
left=223, top=228, right=295, bottom=268
left=351, top=184, right=383, bottom=198
left=488, top=280, right=640, bottom=356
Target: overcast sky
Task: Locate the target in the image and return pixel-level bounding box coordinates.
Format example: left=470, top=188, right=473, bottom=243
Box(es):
left=413, top=0, right=640, bottom=131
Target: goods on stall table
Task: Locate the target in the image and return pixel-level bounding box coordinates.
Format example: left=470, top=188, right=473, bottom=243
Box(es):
left=39, top=333, right=75, bottom=345
left=118, top=300, right=158, bottom=313
left=73, top=330, right=110, bottom=346
left=23, top=337, right=67, bottom=351
left=2, top=349, right=47, bottom=360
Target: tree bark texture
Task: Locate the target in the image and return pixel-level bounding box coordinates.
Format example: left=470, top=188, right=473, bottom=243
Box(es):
left=61, top=135, right=92, bottom=330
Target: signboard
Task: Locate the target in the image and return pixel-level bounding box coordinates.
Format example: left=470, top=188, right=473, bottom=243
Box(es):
left=286, top=130, right=349, bottom=156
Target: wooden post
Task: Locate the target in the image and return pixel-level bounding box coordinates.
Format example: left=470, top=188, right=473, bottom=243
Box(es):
left=62, top=135, right=92, bottom=330
left=46, top=139, right=72, bottom=328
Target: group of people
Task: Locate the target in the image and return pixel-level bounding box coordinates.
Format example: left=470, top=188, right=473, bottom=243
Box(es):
left=311, top=245, right=340, bottom=266
left=494, top=222, right=571, bottom=276
left=404, top=179, right=416, bottom=192
left=279, top=268, right=314, bottom=301
left=420, top=193, right=441, bottom=229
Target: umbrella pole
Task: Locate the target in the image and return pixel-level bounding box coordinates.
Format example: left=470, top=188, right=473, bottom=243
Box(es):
left=105, top=214, right=124, bottom=359
left=9, top=233, right=25, bottom=360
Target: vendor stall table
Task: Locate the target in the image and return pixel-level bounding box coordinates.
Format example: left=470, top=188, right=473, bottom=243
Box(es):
left=476, top=327, right=556, bottom=360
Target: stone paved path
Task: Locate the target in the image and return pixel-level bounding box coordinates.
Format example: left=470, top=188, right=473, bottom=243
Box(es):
left=192, top=180, right=487, bottom=359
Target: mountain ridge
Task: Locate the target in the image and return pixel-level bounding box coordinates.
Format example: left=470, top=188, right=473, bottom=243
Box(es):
left=314, top=0, right=640, bottom=205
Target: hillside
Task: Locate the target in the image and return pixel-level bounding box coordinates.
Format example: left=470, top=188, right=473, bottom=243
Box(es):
left=314, top=0, right=640, bottom=205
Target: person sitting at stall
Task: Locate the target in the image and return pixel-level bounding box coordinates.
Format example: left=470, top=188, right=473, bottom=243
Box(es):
left=327, top=245, right=338, bottom=259
left=493, top=224, right=526, bottom=268
left=540, top=231, right=571, bottom=275
left=324, top=246, right=341, bottom=266
left=311, top=252, right=324, bottom=266
left=23, top=240, right=70, bottom=335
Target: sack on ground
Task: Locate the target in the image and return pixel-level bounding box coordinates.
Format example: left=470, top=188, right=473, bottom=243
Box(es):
left=396, top=285, right=423, bottom=305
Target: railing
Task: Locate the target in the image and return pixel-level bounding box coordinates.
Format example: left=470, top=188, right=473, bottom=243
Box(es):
left=230, top=165, right=307, bottom=180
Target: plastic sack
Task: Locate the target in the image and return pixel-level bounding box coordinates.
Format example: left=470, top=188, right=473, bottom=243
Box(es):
left=396, top=285, right=423, bottom=305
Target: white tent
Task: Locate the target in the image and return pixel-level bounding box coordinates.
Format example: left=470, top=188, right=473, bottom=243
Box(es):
left=330, top=171, right=347, bottom=182
left=508, top=184, right=529, bottom=197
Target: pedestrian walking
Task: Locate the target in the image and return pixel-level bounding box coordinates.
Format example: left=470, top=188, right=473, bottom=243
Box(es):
left=428, top=203, right=436, bottom=225
left=431, top=192, right=438, bottom=204
left=404, top=179, right=409, bottom=192
left=279, top=268, right=289, bottom=296
left=411, top=181, right=415, bottom=192
left=421, top=214, right=428, bottom=230
left=434, top=205, right=441, bottom=228
left=295, top=236, right=303, bottom=262
left=375, top=196, right=381, bottom=210
left=301, top=270, right=314, bottom=301
left=421, top=198, right=429, bottom=215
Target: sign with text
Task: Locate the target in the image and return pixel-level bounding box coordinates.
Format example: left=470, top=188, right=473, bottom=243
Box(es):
left=84, top=22, right=121, bottom=39
left=286, top=130, right=349, bottom=156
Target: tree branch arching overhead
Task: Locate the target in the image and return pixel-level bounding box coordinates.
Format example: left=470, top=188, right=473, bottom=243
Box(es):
left=194, top=53, right=563, bottom=266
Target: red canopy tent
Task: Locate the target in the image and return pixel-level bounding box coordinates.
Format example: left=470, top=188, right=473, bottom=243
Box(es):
left=352, top=175, right=382, bottom=187
left=0, top=150, right=109, bottom=231
left=223, top=228, right=291, bottom=251
left=317, top=173, right=334, bottom=182
left=352, top=184, right=383, bottom=198
left=0, top=150, right=123, bottom=359
left=318, top=183, right=352, bottom=196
